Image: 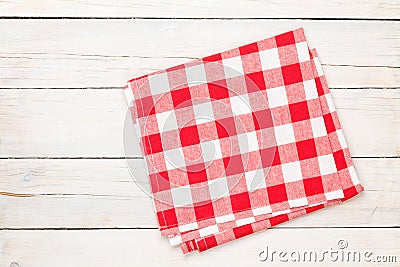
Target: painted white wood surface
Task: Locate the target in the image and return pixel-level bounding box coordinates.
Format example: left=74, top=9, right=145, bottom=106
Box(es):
left=0, top=159, right=399, bottom=228
left=1, top=0, right=399, bottom=19
left=1, top=229, right=399, bottom=267
left=0, top=1, right=399, bottom=265
left=0, top=20, right=399, bottom=88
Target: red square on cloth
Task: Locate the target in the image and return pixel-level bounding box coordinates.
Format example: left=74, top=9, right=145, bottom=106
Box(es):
left=282, top=63, right=303, bottom=85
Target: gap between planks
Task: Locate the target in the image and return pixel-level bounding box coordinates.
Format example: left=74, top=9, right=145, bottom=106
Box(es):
left=0, top=226, right=398, bottom=230
left=0, top=87, right=399, bottom=90
left=1, top=0, right=399, bottom=19
left=0, top=17, right=399, bottom=21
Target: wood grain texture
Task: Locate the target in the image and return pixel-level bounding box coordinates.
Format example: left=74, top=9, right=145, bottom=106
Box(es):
left=0, top=159, right=398, bottom=228
left=0, top=20, right=399, bottom=88
left=0, top=229, right=399, bottom=267
left=1, top=0, right=399, bottom=19
left=0, top=89, right=398, bottom=157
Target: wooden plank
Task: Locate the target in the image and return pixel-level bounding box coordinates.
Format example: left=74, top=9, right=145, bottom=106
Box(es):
left=0, top=20, right=399, bottom=88
left=1, top=57, right=397, bottom=89
left=0, top=89, right=398, bottom=157
left=0, top=158, right=398, bottom=228
left=0, top=229, right=399, bottom=266
left=1, top=0, right=399, bottom=19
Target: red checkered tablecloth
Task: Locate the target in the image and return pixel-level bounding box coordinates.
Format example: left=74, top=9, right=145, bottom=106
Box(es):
left=122, top=28, right=364, bottom=253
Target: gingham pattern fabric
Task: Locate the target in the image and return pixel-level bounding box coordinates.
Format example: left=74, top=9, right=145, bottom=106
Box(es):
left=122, top=28, right=364, bottom=254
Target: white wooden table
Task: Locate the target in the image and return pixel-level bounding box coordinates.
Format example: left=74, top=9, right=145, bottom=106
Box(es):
left=0, top=1, right=399, bottom=266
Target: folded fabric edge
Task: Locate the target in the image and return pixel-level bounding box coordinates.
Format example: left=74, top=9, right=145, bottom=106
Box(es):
left=181, top=184, right=364, bottom=254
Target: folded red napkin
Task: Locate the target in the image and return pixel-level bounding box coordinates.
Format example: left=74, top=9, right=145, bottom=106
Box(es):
left=122, top=28, right=364, bottom=254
